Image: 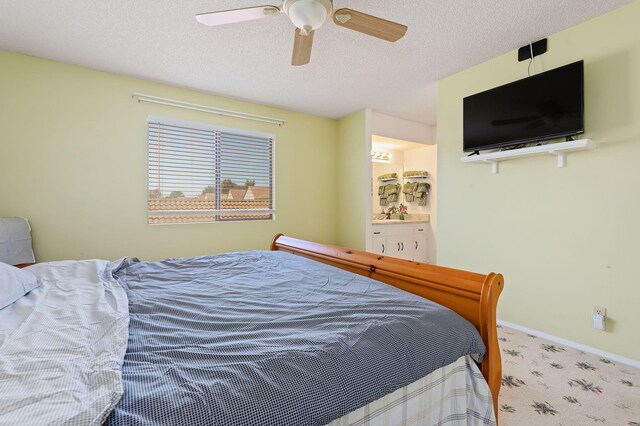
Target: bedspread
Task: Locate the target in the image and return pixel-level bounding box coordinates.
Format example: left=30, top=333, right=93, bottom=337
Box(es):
left=0, top=260, right=129, bottom=425
left=106, top=250, right=486, bottom=425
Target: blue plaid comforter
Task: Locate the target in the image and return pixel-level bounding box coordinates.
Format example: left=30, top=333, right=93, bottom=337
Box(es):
left=105, top=250, right=485, bottom=425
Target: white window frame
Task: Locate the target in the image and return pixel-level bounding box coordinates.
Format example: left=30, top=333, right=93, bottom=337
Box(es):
left=147, top=116, right=276, bottom=224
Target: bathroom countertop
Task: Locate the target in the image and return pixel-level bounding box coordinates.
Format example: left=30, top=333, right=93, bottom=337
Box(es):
left=372, top=216, right=429, bottom=225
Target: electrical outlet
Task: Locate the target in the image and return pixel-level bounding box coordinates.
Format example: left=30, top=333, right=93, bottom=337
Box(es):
left=593, top=306, right=607, bottom=317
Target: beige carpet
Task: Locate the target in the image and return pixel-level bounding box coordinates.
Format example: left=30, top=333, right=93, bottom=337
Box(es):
left=498, top=325, right=640, bottom=425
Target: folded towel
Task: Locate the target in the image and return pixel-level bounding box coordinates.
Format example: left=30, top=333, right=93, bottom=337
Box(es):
left=414, top=183, right=430, bottom=206
left=384, top=185, right=394, bottom=196
left=415, top=183, right=430, bottom=194
left=384, top=183, right=401, bottom=196
left=402, top=182, right=414, bottom=202
left=377, top=173, right=398, bottom=180
left=379, top=184, right=391, bottom=206
left=403, top=170, right=429, bottom=178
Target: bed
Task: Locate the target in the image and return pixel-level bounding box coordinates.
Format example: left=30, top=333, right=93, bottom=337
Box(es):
left=0, top=223, right=503, bottom=425
left=269, top=234, right=503, bottom=423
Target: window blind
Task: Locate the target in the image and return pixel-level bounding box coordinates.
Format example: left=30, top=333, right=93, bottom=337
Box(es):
left=148, top=119, right=274, bottom=224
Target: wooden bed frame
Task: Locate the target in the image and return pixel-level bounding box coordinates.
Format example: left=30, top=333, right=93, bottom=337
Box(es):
left=271, top=234, right=504, bottom=418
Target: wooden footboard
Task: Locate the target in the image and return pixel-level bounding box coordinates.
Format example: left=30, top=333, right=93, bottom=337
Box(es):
left=271, top=234, right=504, bottom=418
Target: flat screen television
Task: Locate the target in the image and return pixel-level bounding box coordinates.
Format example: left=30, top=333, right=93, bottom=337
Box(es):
left=463, top=60, right=584, bottom=152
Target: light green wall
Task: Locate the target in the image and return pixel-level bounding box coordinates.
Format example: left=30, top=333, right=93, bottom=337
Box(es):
left=437, top=2, right=640, bottom=360
left=0, top=50, right=339, bottom=261
left=336, top=110, right=368, bottom=250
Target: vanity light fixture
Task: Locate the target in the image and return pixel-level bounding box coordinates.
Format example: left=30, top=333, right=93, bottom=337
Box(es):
left=371, top=151, right=392, bottom=161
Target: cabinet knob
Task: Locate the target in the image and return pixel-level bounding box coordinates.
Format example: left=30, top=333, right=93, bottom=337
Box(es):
left=373, top=231, right=381, bottom=235
left=401, top=242, right=404, bottom=251
left=382, top=244, right=385, bottom=253
left=397, top=242, right=400, bottom=251
left=415, top=241, right=418, bottom=249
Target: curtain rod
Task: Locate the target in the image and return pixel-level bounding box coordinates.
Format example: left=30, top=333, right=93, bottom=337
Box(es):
left=132, top=93, right=286, bottom=127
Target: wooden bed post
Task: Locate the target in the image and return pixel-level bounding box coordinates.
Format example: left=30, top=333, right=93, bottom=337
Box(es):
left=270, top=233, right=284, bottom=251
left=478, top=272, right=504, bottom=419
left=270, top=234, right=504, bottom=421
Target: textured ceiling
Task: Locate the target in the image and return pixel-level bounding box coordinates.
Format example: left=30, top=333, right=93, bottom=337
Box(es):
left=0, top=0, right=633, bottom=124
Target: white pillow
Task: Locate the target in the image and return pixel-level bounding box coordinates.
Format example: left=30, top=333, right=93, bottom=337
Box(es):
left=0, top=262, right=40, bottom=310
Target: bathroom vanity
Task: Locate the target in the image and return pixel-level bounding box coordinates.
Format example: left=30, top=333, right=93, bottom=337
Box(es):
left=371, top=216, right=429, bottom=262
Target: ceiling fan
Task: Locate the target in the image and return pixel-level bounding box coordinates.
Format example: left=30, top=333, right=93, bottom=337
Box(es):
left=196, top=0, right=408, bottom=66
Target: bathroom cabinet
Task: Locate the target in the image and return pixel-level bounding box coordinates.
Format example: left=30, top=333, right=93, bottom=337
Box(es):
left=371, top=223, right=428, bottom=262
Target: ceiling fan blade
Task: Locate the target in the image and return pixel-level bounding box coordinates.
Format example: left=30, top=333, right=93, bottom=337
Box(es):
left=332, top=8, right=407, bottom=42
left=196, top=5, right=281, bottom=27
left=291, top=28, right=314, bottom=66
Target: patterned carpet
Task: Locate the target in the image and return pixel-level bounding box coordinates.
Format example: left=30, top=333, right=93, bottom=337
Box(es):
left=498, top=325, right=640, bottom=425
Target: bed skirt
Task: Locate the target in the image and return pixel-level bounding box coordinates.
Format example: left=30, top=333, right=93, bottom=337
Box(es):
left=329, top=355, right=495, bottom=426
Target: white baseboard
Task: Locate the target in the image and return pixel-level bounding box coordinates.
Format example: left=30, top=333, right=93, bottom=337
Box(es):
left=497, top=319, right=640, bottom=369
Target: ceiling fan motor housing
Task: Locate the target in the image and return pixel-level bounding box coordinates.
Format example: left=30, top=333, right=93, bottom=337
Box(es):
left=284, top=0, right=333, bottom=34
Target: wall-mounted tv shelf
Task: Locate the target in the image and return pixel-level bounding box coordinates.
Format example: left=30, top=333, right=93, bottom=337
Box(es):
left=461, top=139, right=596, bottom=174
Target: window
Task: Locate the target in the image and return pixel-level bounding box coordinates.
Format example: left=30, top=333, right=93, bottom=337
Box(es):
left=147, top=117, right=274, bottom=224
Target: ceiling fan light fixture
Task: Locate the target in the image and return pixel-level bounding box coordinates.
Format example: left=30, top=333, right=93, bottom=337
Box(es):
left=284, top=0, right=332, bottom=34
